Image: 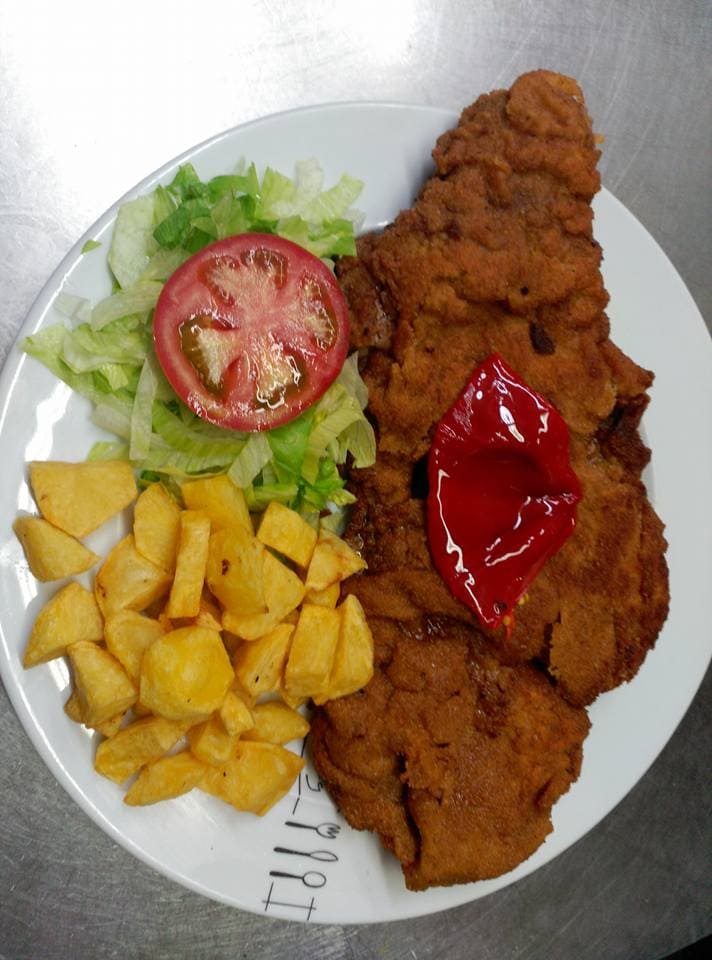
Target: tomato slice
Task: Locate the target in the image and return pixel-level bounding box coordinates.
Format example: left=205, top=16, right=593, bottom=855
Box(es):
left=152, top=233, right=350, bottom=431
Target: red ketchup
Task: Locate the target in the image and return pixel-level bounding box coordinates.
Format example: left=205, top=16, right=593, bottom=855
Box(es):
left=427, top=353, right=582, bottom=630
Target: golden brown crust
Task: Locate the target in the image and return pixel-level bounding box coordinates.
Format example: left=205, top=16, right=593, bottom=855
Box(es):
left=310, top=620, right=590, bottom=891
left=312, top=70, right=669, bottom=890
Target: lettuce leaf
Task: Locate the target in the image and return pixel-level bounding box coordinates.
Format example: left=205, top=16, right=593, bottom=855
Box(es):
left=147, top=158, right=362, bottom=262
left=129, top=356, right=159, bottom=460
left=91, top=281, right=162, bottom=330
left=228, top=433, right=272, bottom=488
left=108, top=194, right=156, bottom=289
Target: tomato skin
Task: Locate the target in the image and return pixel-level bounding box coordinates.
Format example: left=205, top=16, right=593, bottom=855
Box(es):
left=152, top=233, right=350, bottom=432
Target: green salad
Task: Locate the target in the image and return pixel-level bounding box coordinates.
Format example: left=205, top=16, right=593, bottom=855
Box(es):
left=23, top=159, right=375, bottom=526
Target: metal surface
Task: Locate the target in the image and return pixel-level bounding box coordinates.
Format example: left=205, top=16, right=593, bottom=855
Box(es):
left=0, top=1, right=709, bottom=957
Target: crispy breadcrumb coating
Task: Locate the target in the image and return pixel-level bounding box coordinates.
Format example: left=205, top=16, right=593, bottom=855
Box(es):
left=311, top=71, right=669, bottom=890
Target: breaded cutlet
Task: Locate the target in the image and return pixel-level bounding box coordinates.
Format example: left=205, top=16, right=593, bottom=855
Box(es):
left=311, top=70, right=669, bottom=889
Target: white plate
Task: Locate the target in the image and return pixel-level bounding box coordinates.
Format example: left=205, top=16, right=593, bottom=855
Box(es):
left=0, top=103, right=710, bottom=926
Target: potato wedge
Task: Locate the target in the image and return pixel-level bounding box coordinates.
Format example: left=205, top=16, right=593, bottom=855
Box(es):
left=64, top=687, right=84, bottom=724
left=205, top=527, right=266, bottom=616
left=124, top=751, right=206, bottom=806
left=219, top=691, right=256, bottom=737
left=64, top=689, right=125, bottom=738
left=278, top=685, right=308, bottom=711
left=188, top=714, right=240, bottom=765
left=222, top=550, right=304, bottom=640
left=304, top=582, right=340, bottom=609
left=313, top=594, right=374, bottom=704
left=256, top=502, right=317, bottom=568
left=94, top=711, right=125, bottom=739
left=305, top=528, right=366, bottom=592
left=133, top=483, right=181, bottom=573
left=233, top=622, right=294, bottom=699
left=243, top=701, right=309, bottom=746
left=283, top=604, right=340, bottom=701
left=67, top=641, right=137, bottom=727
left=181, top=475, right=251, bottom=534
left=165, top=511, right=211, bottom=619
left=200, top=742, right=304, bottom=815
left=95, top=535, right=172, bottom=618
left=24, top=582, right=103, bottom=667
left=94, top=715, right=193, bottom=783
left=194, top=590, right=223, bottom=631
left=14, top=516, right=99, bottom=581
left=140, top=626, right=233, bottom=721
left=170, top=589, right=222, bottom=632
left=104, top=610, right=165, bottom=683
left=29, top=460, right=136, bottom=538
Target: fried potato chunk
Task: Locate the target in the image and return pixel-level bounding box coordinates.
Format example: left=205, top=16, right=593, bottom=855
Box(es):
left=232, top=622, right=295, bottom=699
left=218, top=691, right=256, bottom=737
left=283, top=604, right=340, bottom=701
left=165, top=511, right=211, bottom=618
left=181, top=474, right=251, bottom=534
left=222, top=550, right=304, bottom=640
left=63, top=687, right=84, bottom=724
left=278, top=685, right=308, bottom=711
left=93, top=711, right=125, bottom=739
left=94, top=715, right=193, bottom=783
left=124, top=751, right=206, bottom=806
left=304, top=582, right=341, bottom=609
left=256, top=501, right=317, bottom=568
left=14, top=516, right=99, bottom=581
left=313, top=594, right=374, bottom=704
left=133, top=483, right=181, bottom=573
left=67, top=640, right=137, bottom=727
left=29, top=460, right=136, bottom=538
left=194, top=590, right=223, bottom=630
left=205, top=527, right=266, bottom=616
left=170, top=589, right=222, bottom=632
left=17, top=453, right=376, bottom=821
left=200, top=742, right=304, bottom=815
left=24, top=582, right=103, bottom=667
left=188, top=714, right=240, bottom=765
left=305, top=528, right=367, bottom=592
left=94, top=534, right=172, bottom=617
left=64, top=686, right=125, bottom=738
left=104, top=610, right=165, bottom=683
left=140, top=626, right=233, bottom=721
left=243, top=701, right=309, bottom=745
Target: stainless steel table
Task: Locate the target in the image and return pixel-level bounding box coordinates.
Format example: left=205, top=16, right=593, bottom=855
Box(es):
left=1, top=2, right=709, bottom=958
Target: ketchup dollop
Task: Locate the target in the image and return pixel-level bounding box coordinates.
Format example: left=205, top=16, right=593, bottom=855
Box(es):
left=427, top=353, right=582, bottom=630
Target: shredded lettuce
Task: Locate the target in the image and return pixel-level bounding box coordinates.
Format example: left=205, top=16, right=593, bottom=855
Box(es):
left=108, top=195, right=157, bottom=289
left=227, top=434, right=272, bottom=488
left=88, top=440, right=129, bottom=461
left=129, top=356, right=159, bottom=460
left=257, top=159, right=363, bottom=224
left=91, top=281, right=162, bottom=330
left=21, top=158, right=373, bottom=520
left=91, top=401, right=132, bottom=440
left=54, top=292, right=91, bottom=324
left=301, top=386, right=364, bottom=484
